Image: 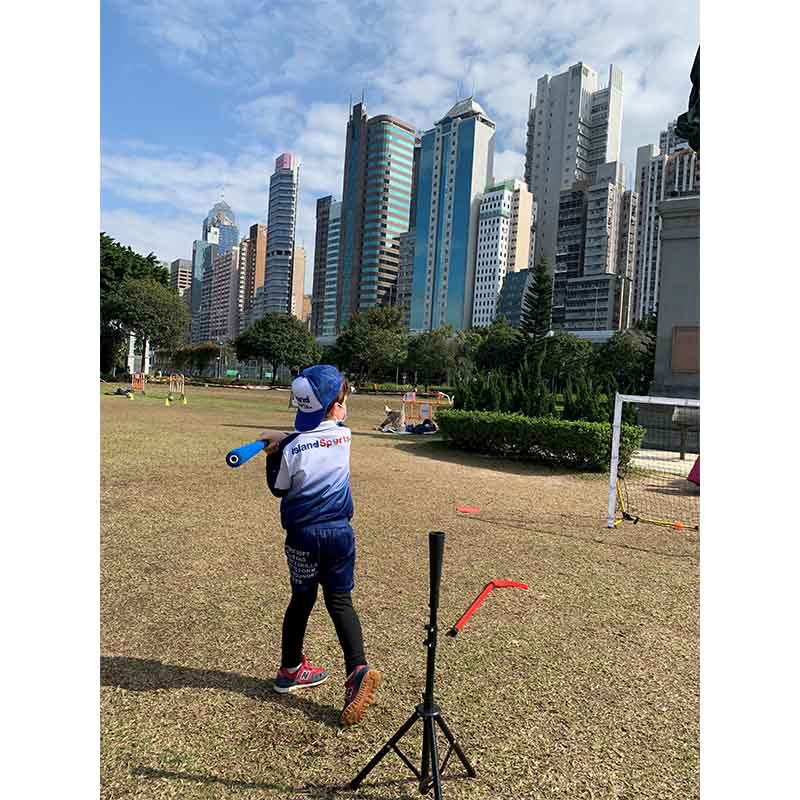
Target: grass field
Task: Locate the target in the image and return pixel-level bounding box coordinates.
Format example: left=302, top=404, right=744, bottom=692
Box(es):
left=101, top=383, right=699, bottom=799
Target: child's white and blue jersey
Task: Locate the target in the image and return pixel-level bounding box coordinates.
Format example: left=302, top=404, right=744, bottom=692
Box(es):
left=266, top=420, right=354, bottom=530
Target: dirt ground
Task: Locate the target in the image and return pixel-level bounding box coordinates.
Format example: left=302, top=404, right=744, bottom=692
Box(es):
left=101, top=383, right=699, bottom=800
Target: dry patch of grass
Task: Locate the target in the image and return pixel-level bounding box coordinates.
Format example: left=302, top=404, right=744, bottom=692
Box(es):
left=101, top=384, right=699, bottom=799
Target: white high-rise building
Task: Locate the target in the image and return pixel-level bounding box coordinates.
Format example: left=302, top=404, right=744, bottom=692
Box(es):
left=583, top=162, right=627, bottom=277
left=562, top=162, right=638, bottom=332
left=524, top=62, right=623, bottom=269
left=208, top=244, right=246, bottom=342
left=264, top=153, right=300, bottom=314
left=471, top=179, right=533, bottom=327
left=632, top=140, right=699, bottom=322
left=291, top=246, right=306, bottom=319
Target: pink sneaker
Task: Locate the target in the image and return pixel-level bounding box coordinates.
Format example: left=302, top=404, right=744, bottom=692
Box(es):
left=341, top=665, right=381, bottom=726
left=273, top=655, right=328, bottom=694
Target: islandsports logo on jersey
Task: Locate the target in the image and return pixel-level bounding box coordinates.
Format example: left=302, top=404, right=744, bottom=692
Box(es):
left=291, top=433, right=351, bottom=456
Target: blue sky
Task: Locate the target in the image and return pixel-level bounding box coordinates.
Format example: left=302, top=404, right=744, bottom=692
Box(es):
left=101, top=0, right=698, bottom=294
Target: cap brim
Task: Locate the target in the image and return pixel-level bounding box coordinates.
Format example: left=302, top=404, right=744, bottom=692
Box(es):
left=294, top=408, right=326, bottom=432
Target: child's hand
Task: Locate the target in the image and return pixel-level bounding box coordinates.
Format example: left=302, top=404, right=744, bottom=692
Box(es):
left=260, top=430, right=287, bottom=455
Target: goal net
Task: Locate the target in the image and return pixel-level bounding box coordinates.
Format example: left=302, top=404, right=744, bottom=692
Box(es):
left=607, top=394, right=700, bottom=531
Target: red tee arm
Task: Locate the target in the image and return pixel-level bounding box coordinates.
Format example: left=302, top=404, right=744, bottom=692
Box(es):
left=447, top=580, right=528, bottom=636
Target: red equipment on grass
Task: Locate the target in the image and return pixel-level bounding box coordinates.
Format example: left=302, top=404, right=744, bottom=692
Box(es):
left=447, top=580, right=529, bottom=637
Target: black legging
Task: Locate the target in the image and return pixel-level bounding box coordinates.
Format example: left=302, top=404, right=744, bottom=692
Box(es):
left=281, top=584, right=366, bottom=675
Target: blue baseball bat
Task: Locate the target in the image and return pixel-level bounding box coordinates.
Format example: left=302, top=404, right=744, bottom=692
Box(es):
left=225, top=439, right=267, bottom=468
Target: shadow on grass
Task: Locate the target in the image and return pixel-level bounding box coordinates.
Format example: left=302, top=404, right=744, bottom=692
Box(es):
left=101, top=656, right=341, bottom=728
left=132, top=766, right=342, bottom=797
left=370, top=437, right=592, bottom=478
left=132, top=765, right=472, bottom=799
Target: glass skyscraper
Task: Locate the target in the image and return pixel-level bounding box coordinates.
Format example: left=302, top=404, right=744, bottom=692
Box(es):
left=202, top=199, right=239, bottom=257
left=409, top=98, right=496, bottom=332
left=264, top=153, right=300, bottom=314
left=322, top=201, right=342, bottom=337
left=336, top=103, right=416, bottom=332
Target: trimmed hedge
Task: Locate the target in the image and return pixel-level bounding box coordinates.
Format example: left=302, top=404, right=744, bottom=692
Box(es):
left=435, top=409, right=645, bottom=471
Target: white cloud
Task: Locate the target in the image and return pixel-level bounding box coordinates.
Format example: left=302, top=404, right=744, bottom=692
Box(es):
left=492, top=149, right=525, bottom=184
left=235, top=93, right=301, bottom=138
left=101, top=207, right=197, bottom=264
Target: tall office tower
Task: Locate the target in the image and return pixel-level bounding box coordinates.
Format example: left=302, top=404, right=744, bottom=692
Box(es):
left=392, top=139, right=422, bottom=330
left=208, top=244, right=246, bottom=342
left=409, top=137, right=422, bottom=225
left=495, top=268, right=530, bottom=328
left=659, top=120, right=689, bottom=156
left=615, top=189, right=639, bottom=329
left=170, top=259, right=192, bottom=306
left=196, top=259, right=214, bottom=343
left=471, top=179, right=533, bottom=327
left=632, top=142, right=699, bottom=322
left=291, top=246, right=306, bottom=318
left=243, top=223, right=267, bottom=314
left=301, top=295, right=312, bottom=327
left=322, top=201, right=342, bottom=337
left=191, top=232, right=218, bottom=342
left=583, top=162, right=626, bottom=277
left=524, top=63, right=623, bottom=268
left=264, top=153, right=300, bottom=314
left=310, top=196, right=333, bottom=336
left=552, top=182, right=589, bottom=329
left=203, top=198, right=239, bottom=256
left=409, top=98, right=496, bottom=332
left=395, top=230, right=416, bottom=328
left=563, top=162, right=637, bottom=332
left=336, top=102, right=416, bottom=331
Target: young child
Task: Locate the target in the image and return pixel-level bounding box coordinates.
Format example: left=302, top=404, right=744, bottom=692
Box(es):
left=261, top=364, right=381, bottom=726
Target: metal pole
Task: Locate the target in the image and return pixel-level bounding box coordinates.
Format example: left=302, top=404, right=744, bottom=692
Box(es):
left=424, top=532, right=444, bottom=711
left=607, top=392, right=624, bottom=528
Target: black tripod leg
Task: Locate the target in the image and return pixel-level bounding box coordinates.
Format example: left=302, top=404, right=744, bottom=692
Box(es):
left=436, top=714, right=477, bottom=778
left=349, top=711, right=419, bottom=790
left=419, top=712, right=431, bottom=791
left=427, top=716, right=443, bottom=800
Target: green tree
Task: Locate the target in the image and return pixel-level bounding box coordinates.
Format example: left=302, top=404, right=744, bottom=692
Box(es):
left=236, top=314, right=321, bottom=384
left=406, top=326, right=456, bottom=385
left=100, top=233, right=170, bottom=374
left=592, top=329, right=650, bottom=396
left=520, top=256, right=553, bottom=368
left=561, top=372, right=608, bottom=422
left=541, top=331, right=594, bottom=392
left=334, top=307, right=407, bottom=381
left=453, top=328, right=483, bottom=372
left=104, top=278, right=190, bottom=373
left=515, top=356, right=557, bottom=417
left=475, top=317, right=524, bottom=374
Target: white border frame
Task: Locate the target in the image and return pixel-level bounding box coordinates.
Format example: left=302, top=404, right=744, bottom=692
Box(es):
left=607, top=393, right=701, bottom=528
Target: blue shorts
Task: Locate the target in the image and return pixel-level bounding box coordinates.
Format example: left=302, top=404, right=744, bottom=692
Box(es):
left=284, top=520, right=355, bottom=593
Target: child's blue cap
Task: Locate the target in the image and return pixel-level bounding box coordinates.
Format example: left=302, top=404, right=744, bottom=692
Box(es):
left=291, top=365, right=344, bottom=432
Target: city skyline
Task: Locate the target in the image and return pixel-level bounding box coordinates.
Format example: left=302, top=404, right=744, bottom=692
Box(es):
left=100, top=0, right=698, bottom=292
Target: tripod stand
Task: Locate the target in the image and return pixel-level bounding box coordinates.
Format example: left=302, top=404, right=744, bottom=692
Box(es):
left=348, top=531, right=476, bottom=798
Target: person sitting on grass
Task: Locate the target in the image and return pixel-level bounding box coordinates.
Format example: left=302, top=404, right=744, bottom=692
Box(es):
left=260, top=364, right=381, bottom=726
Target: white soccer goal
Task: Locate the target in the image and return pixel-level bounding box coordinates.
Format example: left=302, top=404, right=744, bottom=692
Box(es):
left=607, top=393, right=700, bottom=531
